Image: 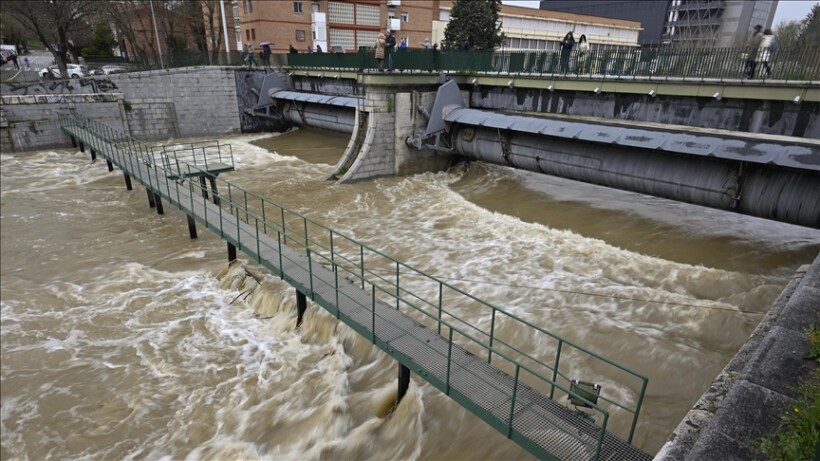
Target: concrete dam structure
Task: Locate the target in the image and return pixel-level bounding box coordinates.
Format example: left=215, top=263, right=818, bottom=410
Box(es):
left=258, top=74, right=820, bottom=229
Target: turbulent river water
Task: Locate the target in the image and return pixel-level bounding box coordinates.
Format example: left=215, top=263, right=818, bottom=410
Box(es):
left=2, top=127, right=818, bottom=460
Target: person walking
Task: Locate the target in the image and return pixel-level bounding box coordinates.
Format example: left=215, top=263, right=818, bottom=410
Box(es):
left=744, top=24, right=763, bottom=79
left=375, top=32, right=387, bottom=72
left=420, top=37, right=431, bottom=50
left=243, top=45, right=258, bottom=68
left=559, top=31, right=575, bottom=74
left=289, top=44, right=298, bottom=54
left=757, top=28, right=775, bottom=78
left=577, top=34, right=590, bottom=74
left=260, top=43, right=272, bottom=67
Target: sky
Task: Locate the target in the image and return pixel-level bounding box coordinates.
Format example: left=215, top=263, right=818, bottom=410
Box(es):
left=502, top=0, right=818, bottom=25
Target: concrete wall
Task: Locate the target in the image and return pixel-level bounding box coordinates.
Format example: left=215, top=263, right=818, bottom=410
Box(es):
left=0, top=94, right=127, bottom=153
left=470, top=87, right=819, bottom=139
left=1, top=67, right=245, bottom=152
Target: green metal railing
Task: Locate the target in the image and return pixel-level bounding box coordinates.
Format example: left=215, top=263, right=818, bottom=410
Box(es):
left=59, top=111, right=650, bottom=460
left=147, top=141, right=234, bottom=174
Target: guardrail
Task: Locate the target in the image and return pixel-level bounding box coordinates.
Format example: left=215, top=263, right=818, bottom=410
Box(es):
left=7, top=44, right=817, bottom=84
left=147, top=141, right=234, bottom=176
left=59, top=111, right=650, bottom=459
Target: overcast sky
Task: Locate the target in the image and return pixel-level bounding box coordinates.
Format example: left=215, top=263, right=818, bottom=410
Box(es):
left=502, top=1, right=818, bottom=25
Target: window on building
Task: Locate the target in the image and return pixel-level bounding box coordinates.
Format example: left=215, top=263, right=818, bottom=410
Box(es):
left=328, top=2, right=354, bottom=24
left=312, top=2, right=320, bottom=13
left=296, top=30, right=306, bottom=41
left=294, top=2, right=303, bottom=13
left=401, top=12, right=409, bottom=22
left=248, top=0, right=253, bottom=13
left=246, top=29, right=250, bottom=41
left=251, top=28, right=256, bottom=40
left=356, top=4, right=380, bottom=26
left=329, top=28, right=355, bottom=50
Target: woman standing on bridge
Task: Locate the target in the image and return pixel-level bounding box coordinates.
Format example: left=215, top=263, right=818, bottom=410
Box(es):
left=559, top=32, right=575, bottom=74
left=375, top=32, right=387, bottom=72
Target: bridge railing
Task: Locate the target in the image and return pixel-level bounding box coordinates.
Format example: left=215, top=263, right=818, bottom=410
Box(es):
left=148, top=141, right=235, bottom=176
left=281, top=45, right=820, bottom=82
left=59, top=111, right=649, bottom=458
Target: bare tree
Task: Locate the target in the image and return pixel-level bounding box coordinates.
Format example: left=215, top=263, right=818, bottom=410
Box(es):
left=5, top=0, right=97, bottom=78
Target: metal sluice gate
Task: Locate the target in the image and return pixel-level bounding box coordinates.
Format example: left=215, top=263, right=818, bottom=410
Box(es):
left=251, top=73, right=820, bottom=228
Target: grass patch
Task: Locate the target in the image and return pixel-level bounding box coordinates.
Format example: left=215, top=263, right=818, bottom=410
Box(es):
left=754, top=327, right=820, bottom=461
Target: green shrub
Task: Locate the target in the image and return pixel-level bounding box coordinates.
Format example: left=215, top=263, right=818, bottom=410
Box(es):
left=755, top=327, right=820, bottom=461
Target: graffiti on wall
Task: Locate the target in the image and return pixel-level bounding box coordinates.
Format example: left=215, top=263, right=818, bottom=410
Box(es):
left=3, top=77, right=118, bottom=96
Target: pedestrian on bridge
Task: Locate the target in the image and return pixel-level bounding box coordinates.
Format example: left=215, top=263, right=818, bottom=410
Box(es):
left=744, top=24, right=763, bottom=79
left=757, top=29, right=775, bottom=78
left=559, top=31, right=575, bottom=74
left=375, top=32, right=387, bottom=72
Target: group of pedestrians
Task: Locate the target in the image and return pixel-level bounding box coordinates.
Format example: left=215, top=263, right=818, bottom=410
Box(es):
left=745, top=24, right=777, bottom=79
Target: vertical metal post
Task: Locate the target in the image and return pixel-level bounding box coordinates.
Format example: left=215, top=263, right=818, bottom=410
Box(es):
left=397, top=363, right=410, bottom=404
left=550, top=340, right=563, bottom=399
left=446, top=327, right=453, bottom=394
left=395, top=261, right=400, bottom=310
left=507, top=365, right=520, bottom=437
left=280, top=208, right=287, bottom=244
left=209, top=176, right=220, bottom=205
left=334, top=265, right=340, bottom=319
left=227, top=242, right=237, bottom=261
left=488, top=308, right=496, bottom=364
left=186, top=214, right=197, bottom=239
left=106, top=159, right=114, bottom=172
left=147, top=188, right=156, bottom=207
left=154, top=192, right=164, bottom=214
left=277, top=231, right=284, bottom=279
left=199, top=176, right=209, bottom=200
left=296, top=290, right=307, bottom=327
left=303, top=217, right=308, bottom=254
left=79, top=141, right=85, bottom=152
left=70, top=136, right=77, bottom=148
left=90, top=148, right=97, bottom=161
left=437, top=282, right=443, bottom=335
left=360, top=246, right=365, bottom=289
left=307, top=249, right=314, bottom=298
left=123, top=172, right=132, bottom=190
left=371, top=286, right=376, bottom=343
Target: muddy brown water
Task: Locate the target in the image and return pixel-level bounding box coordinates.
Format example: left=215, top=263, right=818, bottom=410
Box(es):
left=2, top=127, right=818, bottom=459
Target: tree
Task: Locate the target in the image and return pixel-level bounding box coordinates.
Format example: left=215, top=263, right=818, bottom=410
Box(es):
left=442, top=0, right=504, bottom=51
left=798, top=3, right=820, bottom=47
left=774, top=20, right=801, bottom=53
left=82, top=22, right=117, bottom=57
left=5, top=0, right=97, bottom=78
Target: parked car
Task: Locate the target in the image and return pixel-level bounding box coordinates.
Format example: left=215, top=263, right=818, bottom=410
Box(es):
left=100, top=64, right=128, bottom=75
left=40, top=63, right=88, bottom=79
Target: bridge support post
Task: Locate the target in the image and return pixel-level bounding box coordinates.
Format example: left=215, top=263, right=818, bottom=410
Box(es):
left=123, top=172, right=132, bottom=190
left=208, top=176, right=221, bottom=206
left=296, top=290, right=307, bottom=327
left=146, top=189, right=156, bottom=208
left=199, top=176, right=209, bottom=200
left=154, top=192, right=164, bottom=215
left=186, top=214, right=197, bottom=239
left=227, top=242, right=237, bottom=262
left=106, top=160, right=114, bottom=172
left=90, top=149, right=97, bottom=162
left=79, top=141, right=85, bottom=153
left=398, top=363, right=411, bottom=403
left=70, top=136, right=77, bottom=148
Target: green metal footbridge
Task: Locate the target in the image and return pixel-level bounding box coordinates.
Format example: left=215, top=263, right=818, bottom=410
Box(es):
left=59, top=112, right=651, bottom=461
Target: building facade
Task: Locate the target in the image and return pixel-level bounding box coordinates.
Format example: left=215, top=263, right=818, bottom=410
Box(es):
left=662, top=0, right=778, bottom=48
left=540, top=0, right=670, bottom=45
left=541, top=0, right=779, bottom=48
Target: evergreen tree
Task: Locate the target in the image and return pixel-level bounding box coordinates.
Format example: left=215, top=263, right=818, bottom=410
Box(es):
left=442, top=0, right=504, bottom=51
left=798, top=3, right=820, bottom=48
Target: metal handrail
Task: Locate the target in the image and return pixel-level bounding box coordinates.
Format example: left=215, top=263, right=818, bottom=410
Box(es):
left=59, top=112, right=650, bottom=458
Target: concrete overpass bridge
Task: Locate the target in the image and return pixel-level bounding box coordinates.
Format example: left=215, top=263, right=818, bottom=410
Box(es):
left=244, top=56, right=820, bottom=229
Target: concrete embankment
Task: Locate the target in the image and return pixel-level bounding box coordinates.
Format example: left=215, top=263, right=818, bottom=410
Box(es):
left=655, top=253, right=819, bottom=460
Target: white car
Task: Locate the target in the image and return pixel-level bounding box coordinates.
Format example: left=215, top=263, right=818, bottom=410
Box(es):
left=100, top=64, right=127, bottom=75
left=40, top=63, right=88, bottom=79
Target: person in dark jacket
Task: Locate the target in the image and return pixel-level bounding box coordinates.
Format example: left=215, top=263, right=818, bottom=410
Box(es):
left=289, top=44, right=298, bottom=54
left=744, top=25, right=763, bottom=79
left=559, top=31, right=575, bottom=74
left=385, top=29, right=397, bottom=71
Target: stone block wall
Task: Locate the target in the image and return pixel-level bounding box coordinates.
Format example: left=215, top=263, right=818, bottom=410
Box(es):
left=341, top=87, right=396, bottom=182
left=0, top=93, right=127, bottom=153
left=1, top=67, right=243, bottom=151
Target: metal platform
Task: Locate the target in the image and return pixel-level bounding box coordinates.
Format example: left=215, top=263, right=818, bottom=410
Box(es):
left=60, top=113, right=652, bottom=461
